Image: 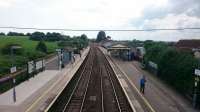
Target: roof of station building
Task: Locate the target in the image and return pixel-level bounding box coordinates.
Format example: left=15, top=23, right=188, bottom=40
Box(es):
left=108, top=44, right=130, bottom=50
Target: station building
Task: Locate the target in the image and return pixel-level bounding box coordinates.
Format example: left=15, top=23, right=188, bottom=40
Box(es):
left=106, top=43, right=131, bottom=61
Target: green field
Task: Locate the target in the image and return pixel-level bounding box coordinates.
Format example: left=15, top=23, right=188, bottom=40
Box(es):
left=0, top=36, right=59, bottom=77
left=0, top=36, right=58, bottom=53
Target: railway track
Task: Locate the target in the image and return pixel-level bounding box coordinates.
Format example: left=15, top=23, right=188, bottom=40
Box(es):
left=46, top=46, right=134, bottom=112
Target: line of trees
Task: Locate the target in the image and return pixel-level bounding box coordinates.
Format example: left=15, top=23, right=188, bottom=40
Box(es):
left=143, top=41, right=200, bottom=98
left=57, top=34, right=89, bottom=52
left=0, top=31, right=70, bottom=42
left=29, top=32, right=66, bottom=41
left=0, top=32, right=28, bottom=36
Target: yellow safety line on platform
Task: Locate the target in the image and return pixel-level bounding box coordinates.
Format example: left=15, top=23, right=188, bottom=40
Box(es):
left=25, top=48, right=89, bottom=112
left=25, top=61, right=80, bottom=112
left=25, top=72, right=64, bottom=112
left=114, top=61, right=156, bottom=112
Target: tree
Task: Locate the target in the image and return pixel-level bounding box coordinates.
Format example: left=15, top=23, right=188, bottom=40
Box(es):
left=144, top=42, right=167, bottom=64
left=80, top=34, right=87, bottom=40
left=7, top=32, right=25, bottom=36
left=63, top=35, right=71, bottom=41
left=144, top=41, right=200, bottom=96
left=26, top=33, right=32, bottom=36
left=36, top=41, right=47, bottom=53
left=46, top=32, right=63, bottom=41
left=30, top=32, right=45, bottom=41
left=158, top=48, right=199, bottom=93
left=96, top=31, right=106, bottom=42
left=0, top=32, right=5, bottom=36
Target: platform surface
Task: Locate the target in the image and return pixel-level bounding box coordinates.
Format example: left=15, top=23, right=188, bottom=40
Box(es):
left=0, top=47, right=90, bottom=112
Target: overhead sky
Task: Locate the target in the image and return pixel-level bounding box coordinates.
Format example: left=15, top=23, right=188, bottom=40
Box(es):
left=0, top=0, right=200, bottom=41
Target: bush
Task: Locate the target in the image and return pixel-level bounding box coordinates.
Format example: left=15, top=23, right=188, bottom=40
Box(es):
left=144, top=42, right=200, bottom=96
left=58, top=41, right=73, bottom=47
left=36, top=41, right=47, bottom=53
left=158, top=48, right=199, bottom=94
left=144, top=42, right=167, bottom=64
left=26, top=51, right=46, bottom=60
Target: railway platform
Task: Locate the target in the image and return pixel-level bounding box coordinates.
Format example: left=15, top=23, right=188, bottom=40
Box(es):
left=0, top=47, right=90, bottom=112
left=46, top=46, right=135, bottom=112
left=100, top=47, right=198, bottom=112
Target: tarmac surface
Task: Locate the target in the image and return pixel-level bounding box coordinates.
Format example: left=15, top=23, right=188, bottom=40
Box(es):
left=113, top=58, right=199, bottom=112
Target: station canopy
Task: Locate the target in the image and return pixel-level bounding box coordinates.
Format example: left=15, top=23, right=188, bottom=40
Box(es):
left=108, top=44, right=130, bottom=50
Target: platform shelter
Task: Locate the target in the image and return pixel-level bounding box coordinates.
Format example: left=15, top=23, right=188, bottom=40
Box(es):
left=107, top=44, right=131, bottom=61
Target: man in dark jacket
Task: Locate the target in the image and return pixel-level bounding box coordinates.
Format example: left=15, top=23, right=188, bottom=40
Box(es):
left=140, top=75, right=146, bottom=94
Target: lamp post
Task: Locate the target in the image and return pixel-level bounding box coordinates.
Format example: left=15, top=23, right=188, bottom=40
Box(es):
left=193, top=69, right=200, bottom=108
left=10, top=45, right=22, bottom=103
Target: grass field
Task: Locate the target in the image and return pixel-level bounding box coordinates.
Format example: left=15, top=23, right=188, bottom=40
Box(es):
left=0, top=36, right=58, bottom=53
left=0, top=36, right=59, bottom=77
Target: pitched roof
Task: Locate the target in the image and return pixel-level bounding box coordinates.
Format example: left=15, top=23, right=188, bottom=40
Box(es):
left=176, top=39, right=200, bottom=49
left=108, top=44, right=130, bottom=50
left=111, top=44, right=128, bottom=48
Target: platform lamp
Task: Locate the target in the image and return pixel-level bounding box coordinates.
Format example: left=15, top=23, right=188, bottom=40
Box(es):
left=193, top=68, right=200, bottom=108
left=10, top=45, right=22, bottom=103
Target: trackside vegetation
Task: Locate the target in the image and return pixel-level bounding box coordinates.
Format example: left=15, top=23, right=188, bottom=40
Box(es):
left=0, top=33, right=89, bottom=93
left=0, top=33, right=89, bottom=77
left=143, top=41, right=200, bottom=100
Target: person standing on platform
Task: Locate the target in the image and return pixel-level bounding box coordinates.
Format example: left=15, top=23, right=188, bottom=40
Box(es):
left=140, top=75, right=146, bottom=94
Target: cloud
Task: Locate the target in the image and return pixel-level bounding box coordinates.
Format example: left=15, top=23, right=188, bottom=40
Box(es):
left=141, top=14, right=200, bottom=29
left=168, top=0, right=200, bottom=17
left=0, top=0, right=199, bottom=41
left=130, top=0, right=200, bottom=41
left=138, top=0, right=200, bottom=28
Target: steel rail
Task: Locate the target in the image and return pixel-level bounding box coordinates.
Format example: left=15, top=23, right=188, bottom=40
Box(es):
left=104, top=60, right=122, bottom=112
left=100, top=68, right=105, bottom=112
left=79, top=47, right=100, bottom=112
left=62, top=50, right=93, bottom=112
left=79, top=62, right=94, bottom=112
left=62, top=50, right=94, bottom=112
left=101, top=48, right=136, bottom=112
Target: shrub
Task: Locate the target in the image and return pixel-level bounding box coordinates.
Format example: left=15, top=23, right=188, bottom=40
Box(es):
left=36, top=41, right=47, bottom=53
left=26, top=51, right=46, bottom=60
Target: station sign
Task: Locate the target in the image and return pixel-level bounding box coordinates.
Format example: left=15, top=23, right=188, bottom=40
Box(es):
left=36, top=60, right=43, bottom=70
left=56, top=49, right=61, bottom=52
left=28, top=61, right=35, bottom=74
left=148, top=61, right=158, bottom=69
left=195, top=69, right=200, bottom=76
left=10, top=66, right=17, bottom=74
left=42, top=59, right=45, bottom=67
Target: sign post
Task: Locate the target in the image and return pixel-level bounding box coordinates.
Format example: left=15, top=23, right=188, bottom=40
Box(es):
left=13, top=78, right=16, bottom=103
left=193, top=69, right=200, bottom=108
left=10, top=46, right=22, bottom=103
left=56, top=49, right=62, bottom=70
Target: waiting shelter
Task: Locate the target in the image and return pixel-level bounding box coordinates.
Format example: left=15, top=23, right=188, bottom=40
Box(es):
left=107, top=44, right=131, bottom=61
left=62, top=47, right=75, bottom=64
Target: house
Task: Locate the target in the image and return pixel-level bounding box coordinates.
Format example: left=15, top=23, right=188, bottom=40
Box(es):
left=175, top=39, right=200, bottom=59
